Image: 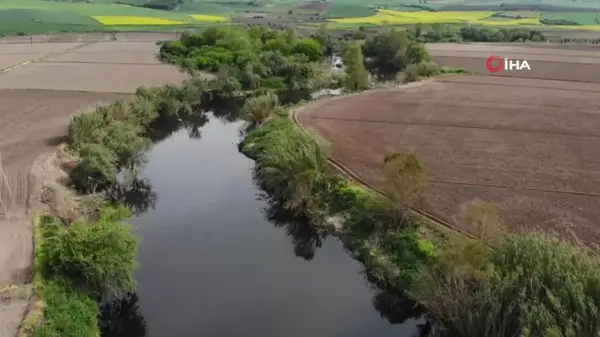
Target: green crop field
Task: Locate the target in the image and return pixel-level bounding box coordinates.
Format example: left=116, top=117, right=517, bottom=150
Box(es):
left=324, top=4, right=376, bottom=18
left=541, top=12, right=600, bottom=25
left=1, top=0, right=600, bottom=36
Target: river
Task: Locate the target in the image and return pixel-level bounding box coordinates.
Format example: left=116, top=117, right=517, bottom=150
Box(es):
left=99, top=113, right=427, bottom=337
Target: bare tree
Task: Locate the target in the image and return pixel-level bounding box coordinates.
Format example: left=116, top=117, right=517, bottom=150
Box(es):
left=382, top=152, right=427, bottom=227
left=458, top=199, right=505, bottom=245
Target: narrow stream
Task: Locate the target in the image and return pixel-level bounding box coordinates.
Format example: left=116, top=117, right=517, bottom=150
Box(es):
left=100, top=114, right=427, bottom=337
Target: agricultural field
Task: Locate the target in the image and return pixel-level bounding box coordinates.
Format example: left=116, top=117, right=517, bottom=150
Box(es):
left=2, top=0, right=600, bottom=35
left=330, top=9, right=600, bottom=30
left=297, top=44, right=600, bottom=243
left=295, top=43, right=600, bottom=247
left=0, top=0, right=230, bottom=34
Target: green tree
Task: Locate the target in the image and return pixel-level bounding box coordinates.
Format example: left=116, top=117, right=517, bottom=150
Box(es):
left=293, top=38, right=323, bottom=62
left=343, top=43, right=369, bottom=91
left=362, top=29, right=411, bottom=79
left=405, top=41, right=431, bottom=65
left=101, top=122, right=151, bottom=171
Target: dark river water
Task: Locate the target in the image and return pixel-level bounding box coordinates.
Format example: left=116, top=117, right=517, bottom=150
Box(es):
left=100, top=115, right=427, bottom=337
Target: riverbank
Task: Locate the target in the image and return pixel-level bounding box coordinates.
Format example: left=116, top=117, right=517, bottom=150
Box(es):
left=239, top=95, right=600, bottom=335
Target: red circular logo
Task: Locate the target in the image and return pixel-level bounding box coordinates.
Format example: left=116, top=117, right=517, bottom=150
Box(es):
left=486, top=56, right=503, bottom=73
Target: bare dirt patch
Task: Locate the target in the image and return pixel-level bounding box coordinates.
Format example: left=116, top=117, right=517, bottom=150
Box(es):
left=0, top=62, right=189, bottom=93
left=297, top=75, right=600, bottom=246
left=0, top=285, right=32, bottom=337
left=48, top=42, right=164, bottom=64
left=427, top=43, right=600, bottom=83
left=0, top=42, right=86, bottom=71
left=0, top=43, right=83, bottom=55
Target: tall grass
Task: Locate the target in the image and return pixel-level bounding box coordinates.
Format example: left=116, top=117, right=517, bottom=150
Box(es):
left=243, top=92, right=280, bottom=127
left=415, top=234, right=600, bottom=337
left=253, top=122, right=330, bottom=216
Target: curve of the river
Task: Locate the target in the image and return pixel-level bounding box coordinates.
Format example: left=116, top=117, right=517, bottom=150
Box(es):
left=99, top=113, right=428, bottom=337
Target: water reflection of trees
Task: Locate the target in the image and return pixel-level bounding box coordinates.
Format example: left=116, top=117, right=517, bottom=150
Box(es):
left=109, top=177, right=157, bottom=216
left=147, top=111, right=210, bottom=143
left=253, top=171, right=434, bottom=335
left=258, top=190, right=328, bottom=261
left=100, top=292, right=147, bottom=337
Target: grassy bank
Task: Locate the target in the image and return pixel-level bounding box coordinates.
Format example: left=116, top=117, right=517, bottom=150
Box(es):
left=239, top=113, right=600, bottom=336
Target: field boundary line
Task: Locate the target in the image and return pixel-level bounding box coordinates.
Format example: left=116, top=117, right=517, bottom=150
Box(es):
left=0, top=42, right=97, bottom=74
left=436, top=77, right=600, bottom=92
left=306, top=115, right=600, bottom=139
left=429, top=50, right=600, bottom=59
left=290, top=104, right=481, bottom=242
left=428, top=180, right=600, bottom=198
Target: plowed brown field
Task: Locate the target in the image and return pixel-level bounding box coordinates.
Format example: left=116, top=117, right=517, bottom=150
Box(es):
left=297, top=74, right=600, bottom=246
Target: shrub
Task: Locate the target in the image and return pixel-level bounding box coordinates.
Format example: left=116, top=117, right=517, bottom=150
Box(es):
left=381, top=230, right=437, bottom=288
left=40, top=206, right=138, bottom=299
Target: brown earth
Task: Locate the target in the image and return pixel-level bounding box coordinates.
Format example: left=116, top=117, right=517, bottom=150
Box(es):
left=427, top=43, right=600, bottom=83
left=0, top=38, right=185, bottom=337
left=297, top=75, right=600, bottom=247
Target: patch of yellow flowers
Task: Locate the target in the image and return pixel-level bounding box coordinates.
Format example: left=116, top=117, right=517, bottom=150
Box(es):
left=189, top=14, right=227, bottom=22
left=329, top=10, right=542, bottom=26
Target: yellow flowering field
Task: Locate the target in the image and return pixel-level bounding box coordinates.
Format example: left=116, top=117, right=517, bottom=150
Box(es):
left=92, top=16, right=185, bottom=25
left=329, top=9, right=543, bottom=26
left=190, top=14, right=227, bottom=22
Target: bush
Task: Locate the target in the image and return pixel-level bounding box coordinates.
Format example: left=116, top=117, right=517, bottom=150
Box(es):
left=39, top=206, right=137, bottom=299
left=403, top=61, right=439, bottom=82
left=381, top=230, right=437, bottom=288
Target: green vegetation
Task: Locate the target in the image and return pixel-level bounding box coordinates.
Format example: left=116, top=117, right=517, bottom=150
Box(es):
left=32, top=207, right=137, bottom=336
